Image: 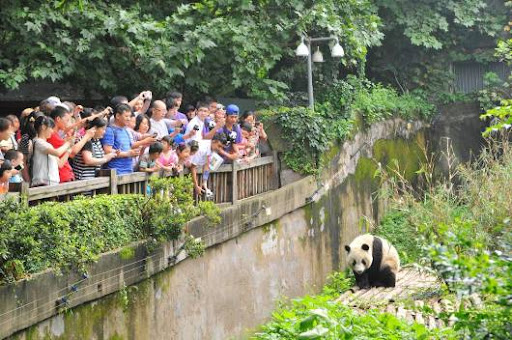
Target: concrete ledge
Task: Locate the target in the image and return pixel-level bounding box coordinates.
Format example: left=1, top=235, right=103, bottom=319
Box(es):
left=0, top=176, right=316, bottom=339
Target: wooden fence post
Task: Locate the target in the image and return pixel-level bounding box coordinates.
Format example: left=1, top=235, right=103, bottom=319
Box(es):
left=99, top=169, right=118, bottom=194
left=272, top=151, right=280, bottom=189
left=231, top=162, right=238, bottom=204
left=20, top=182, right=29, bottom=202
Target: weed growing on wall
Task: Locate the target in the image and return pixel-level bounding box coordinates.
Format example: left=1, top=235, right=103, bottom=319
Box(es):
left=259, top=78, right=435, bottom=175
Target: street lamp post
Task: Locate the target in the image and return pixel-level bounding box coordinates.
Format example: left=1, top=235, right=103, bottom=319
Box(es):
left=296, top=36, right=344, bottom=110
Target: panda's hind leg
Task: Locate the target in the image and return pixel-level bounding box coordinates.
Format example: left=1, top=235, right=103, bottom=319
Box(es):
left=372, top=266, right=396, bottom=288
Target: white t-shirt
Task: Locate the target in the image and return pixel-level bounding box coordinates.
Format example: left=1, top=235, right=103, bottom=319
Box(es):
left=150, top=118, right=174, bottom=139
left=31, top=138, right=60, bottom=186
left=191, top=140, right=211, bottom=167
left=185, top=116, right=204, bottom=142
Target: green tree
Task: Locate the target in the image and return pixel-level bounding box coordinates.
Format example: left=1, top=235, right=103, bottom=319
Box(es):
left=479, top=1, right=512, bottom=134
left=368, top=0, right=507, bottom=95
left=0, top=0, right=382, bottom=100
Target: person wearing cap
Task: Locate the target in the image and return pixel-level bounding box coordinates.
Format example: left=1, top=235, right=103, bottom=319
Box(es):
left=215, top=104, right=242, bottom=162
left=39, top=96, right=62, bottom=115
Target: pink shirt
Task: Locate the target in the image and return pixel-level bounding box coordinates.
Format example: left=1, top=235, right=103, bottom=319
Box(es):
left=158, top=150, right=178, bottom=167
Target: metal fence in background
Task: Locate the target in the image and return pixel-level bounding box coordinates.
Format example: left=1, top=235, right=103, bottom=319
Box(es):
left=453, top=61, right=511, bottom=94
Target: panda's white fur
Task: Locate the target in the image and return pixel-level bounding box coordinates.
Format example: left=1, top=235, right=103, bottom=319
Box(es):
left=345, top=234, right=400, bottom=289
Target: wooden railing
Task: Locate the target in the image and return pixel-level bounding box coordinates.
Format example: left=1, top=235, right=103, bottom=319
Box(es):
left=198, top=155, right=278, bottom=204
left=6, top=155, right=279, bottom=206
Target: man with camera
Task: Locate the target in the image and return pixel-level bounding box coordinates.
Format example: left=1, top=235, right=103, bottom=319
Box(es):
left=185, top=102, right=214, bottom=142
left=216, top=104, right=242, bottom=162
left=149, top=100, right=182, bottom=139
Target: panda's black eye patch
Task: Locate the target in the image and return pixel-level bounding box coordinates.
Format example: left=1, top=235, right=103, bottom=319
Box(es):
left=362, top=260, right=366, bottom=266
left=352, top=260, right=356, bottom=266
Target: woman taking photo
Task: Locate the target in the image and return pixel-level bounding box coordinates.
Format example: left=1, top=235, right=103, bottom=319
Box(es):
left=72, top=118, right=117, bottom=180
left=31, top=116, right=74, bottom=186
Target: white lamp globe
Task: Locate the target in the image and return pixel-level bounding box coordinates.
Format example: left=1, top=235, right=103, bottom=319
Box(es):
left=296, top=40, right=309, bottom=57
left=331, top=41, right=345, bottom=58
left=312, top=46, right=324, bottom=63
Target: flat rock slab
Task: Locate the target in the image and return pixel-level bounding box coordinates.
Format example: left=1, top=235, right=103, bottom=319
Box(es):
left=335, top=267, right=458, bottom=328
left=336, top=267, right=440, bottom=306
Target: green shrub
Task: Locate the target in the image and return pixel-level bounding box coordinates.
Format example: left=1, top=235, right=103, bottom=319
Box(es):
left=375, top=210, right=424, bottom=264
left=376, top=141, right=512, bottom=338
left=352, top=84, right=435, bottom=124
left=0, top=195, right=144, bottom=279
left=0, top=177, right=220, bottom=283
left=260, top=106, right=340, bottom=174
left=259, top=78, right=435, bottom=175
left=254, top=272, right=454, bottom=339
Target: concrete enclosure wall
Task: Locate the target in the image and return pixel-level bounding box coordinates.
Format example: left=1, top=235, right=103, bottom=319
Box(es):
left=9, top=119, right=428, bottom=340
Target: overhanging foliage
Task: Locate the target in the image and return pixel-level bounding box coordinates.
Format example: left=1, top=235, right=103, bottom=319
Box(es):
left=0, top=0, right=382, bottom=99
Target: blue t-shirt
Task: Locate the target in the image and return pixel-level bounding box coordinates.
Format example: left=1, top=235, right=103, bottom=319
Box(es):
left=101, top=126, right=133, bottom=175
left=173, top=134, right=186, bottom=145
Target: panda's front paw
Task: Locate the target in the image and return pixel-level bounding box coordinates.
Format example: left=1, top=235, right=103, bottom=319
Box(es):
left=357, top=283, right=370, bottom=290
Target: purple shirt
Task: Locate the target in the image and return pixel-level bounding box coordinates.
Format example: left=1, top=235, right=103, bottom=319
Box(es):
left=217, top=124, right=242, bottom=154
left=168, top=111, right=188, bottom=133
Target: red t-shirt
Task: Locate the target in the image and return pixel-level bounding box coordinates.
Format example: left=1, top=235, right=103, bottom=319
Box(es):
left=47, top=131, right=75, bottom=183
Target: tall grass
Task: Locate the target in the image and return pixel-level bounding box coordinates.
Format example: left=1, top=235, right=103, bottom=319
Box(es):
left=375, top=136, right=512, bottom=339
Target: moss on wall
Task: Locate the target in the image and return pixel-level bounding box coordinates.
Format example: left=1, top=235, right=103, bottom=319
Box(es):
left=372, top=132, right=425, bottom=182
left=320, top=144, right=341, bottom=169
left=354, top=157, right=379, bottom=186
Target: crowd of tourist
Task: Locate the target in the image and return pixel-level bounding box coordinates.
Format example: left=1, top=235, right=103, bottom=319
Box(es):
left=0, top=91, right=268, bottom=196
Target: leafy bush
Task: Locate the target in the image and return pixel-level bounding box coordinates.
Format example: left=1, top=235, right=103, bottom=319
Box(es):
left=375, top=210, right=424, bottom=264
left=375, top=140, right=512, bottom=338
left=477, top=72, right=512, bottom=111
left=352, top=84, right=435, bottom=124
left=254, top=273, right=454, bottom=339
left=480, top=99, right=512, bottom=136
left=0, top=177, right=220, bottom=283
left=260, top=78, right=435, bottom=175
left=259, top=106, right=347, bottom=174
left=0, top=195, right=144, bottom=280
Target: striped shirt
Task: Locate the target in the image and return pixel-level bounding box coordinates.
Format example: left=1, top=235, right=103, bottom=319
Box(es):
left=73, top=138, right=105, bottom=180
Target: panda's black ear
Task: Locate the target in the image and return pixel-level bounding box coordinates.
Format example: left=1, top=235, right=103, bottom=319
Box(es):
left=344, top=245, right=350, bottom=252
left=361, top=244, right=370, bottom=251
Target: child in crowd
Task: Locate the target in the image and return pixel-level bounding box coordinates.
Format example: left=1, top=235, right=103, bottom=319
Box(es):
left=0, top=160, right=13, bottom=193
left=158, top=136, right=178, bottom=177
left=238, top=122, right=258, bottom=163
left=3, top=150, right=24, bottom=183
left=0, top=119, right=17, bottom=153
left=175, top=143, right=191, bottom=174
left=185, top=105, right=196, bottom=121
left=240, top=110, right=268, bottom=156
left=32, top=116, right=74, bottom=186
left=137, top=142, right=163, bottom=174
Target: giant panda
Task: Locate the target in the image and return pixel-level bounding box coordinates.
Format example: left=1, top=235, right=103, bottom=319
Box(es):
left=344, top=234, right=400, bottom=289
